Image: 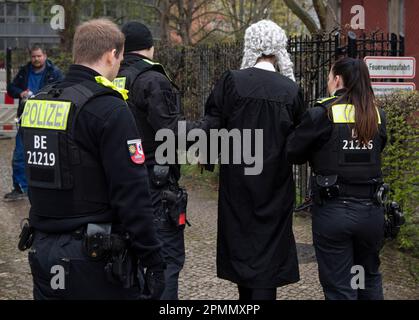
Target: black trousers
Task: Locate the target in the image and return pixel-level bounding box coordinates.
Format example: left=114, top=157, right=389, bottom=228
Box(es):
left=148, top=183, right=185, bottom=300
left=237, top=285, right=276, bottom=300
left=312, top=199, right=385, bottom=300
left=29, top=231, right=141, bottom=300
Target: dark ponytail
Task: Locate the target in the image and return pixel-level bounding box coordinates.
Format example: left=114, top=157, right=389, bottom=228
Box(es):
left=331, top=57, right=378, bottom=145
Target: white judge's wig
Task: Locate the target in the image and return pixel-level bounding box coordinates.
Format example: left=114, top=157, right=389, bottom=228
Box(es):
left=240, top=20, right=295, bottom=81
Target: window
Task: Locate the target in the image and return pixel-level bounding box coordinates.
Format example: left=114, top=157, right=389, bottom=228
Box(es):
left=6, top=2, right=17, bottom=16
left=6, top=2, right=17, bottom=22
left=18, top=3, right=29, bottom=16
left=18, top=2, right=30, bottom=23
left=0, top=2, right=4, bottom=23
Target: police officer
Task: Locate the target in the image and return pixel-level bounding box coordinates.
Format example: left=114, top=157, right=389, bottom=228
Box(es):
left=116, top=22, right=185, bottom=301
left=116, top=22, right=217, bottom=300
left=20, top=19, right=165, bottom=300
left=287, top=57, right=387, bottom=300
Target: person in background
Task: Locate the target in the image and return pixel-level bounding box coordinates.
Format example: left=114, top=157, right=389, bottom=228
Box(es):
left=5, top=45, right=62, bottom=201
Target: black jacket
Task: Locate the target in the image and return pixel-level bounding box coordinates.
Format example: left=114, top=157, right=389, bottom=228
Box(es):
left=119, top=53, right=219, bottom=178
left=286, top=89, right=387, bottom=166
left=29, top=65, right=162, bottom=267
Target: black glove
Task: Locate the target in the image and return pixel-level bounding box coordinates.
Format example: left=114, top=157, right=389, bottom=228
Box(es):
left=140, top=264, right=166, bottom=300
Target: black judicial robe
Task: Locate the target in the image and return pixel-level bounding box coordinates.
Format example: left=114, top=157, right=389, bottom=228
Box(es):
left=204, top=68, right=305, bottom=287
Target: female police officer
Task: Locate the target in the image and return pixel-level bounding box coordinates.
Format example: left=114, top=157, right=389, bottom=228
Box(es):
left=287, top=57, right=387, bottom=300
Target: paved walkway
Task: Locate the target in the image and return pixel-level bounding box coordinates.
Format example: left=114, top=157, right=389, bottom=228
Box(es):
left=0, top=138, right=418, bottom=300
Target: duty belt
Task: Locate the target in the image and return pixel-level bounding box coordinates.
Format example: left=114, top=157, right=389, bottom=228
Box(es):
left=338, top=183, right=377, bottom=199
left=314, top=175, right=381, bottom=202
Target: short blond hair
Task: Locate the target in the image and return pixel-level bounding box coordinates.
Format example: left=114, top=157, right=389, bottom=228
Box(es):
left=73, top=18, right=124, bottom=64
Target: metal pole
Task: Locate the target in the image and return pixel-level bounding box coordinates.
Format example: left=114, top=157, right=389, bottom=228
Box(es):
left=399, top=33, right=405, bottom=56
left=347, top=32, right=358, bottom=58
left=6, top=47, right=12, bottom=86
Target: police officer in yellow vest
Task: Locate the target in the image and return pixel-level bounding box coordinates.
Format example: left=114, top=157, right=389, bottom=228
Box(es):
left=20, top=19, right=165, bottom=300
left=287, top=57, right=387, bottom=300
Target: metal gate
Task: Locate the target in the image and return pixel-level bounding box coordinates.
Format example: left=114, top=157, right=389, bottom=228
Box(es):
left=0, top=91, right=18, bottom=137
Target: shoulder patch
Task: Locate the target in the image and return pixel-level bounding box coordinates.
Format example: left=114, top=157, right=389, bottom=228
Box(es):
left=127, top=139, right=145, bottom=164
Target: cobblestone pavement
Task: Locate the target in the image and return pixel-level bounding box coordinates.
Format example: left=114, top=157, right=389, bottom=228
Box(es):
left=0, top=138, right=418, bottom=300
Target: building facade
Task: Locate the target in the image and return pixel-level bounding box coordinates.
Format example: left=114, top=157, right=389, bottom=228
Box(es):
left=336, top=0, right=418, bottom=85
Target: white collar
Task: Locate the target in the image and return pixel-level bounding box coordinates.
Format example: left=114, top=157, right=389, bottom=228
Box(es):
left=254, top=61, right=276, bottom=72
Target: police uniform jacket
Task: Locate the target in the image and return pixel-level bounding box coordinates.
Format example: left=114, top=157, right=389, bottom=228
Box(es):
left=287, top=89, right=387, bottom=185
left=25, top=65, right=163, bottom=267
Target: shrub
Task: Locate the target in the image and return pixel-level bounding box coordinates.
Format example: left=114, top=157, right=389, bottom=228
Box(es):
left=379, top=91, right=419, bottom=257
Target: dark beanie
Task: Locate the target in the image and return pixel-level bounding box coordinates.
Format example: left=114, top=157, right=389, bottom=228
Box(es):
left=122, top=22, right=153, bottom=52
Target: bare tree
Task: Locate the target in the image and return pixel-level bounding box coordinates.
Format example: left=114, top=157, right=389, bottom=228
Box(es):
left=220, top=0, right=272, bottom=40
left=145, top=0, right=223, bottom=45
left=55, top=0, right=82, bottom=52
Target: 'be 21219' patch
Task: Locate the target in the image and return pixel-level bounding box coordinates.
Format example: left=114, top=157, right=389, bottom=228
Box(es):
left=127, top=139, right=145, bottom=164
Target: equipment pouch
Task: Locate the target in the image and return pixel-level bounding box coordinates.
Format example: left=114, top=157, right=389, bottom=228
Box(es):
left=150, top=165, right=170, bottom=188
left=85, top=223, right=111, bottom=260
left=316, top=175, right=340, bottom=200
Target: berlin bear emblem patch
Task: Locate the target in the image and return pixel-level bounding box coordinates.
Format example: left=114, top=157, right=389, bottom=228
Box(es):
left=127, top=139, right=145, bottom=164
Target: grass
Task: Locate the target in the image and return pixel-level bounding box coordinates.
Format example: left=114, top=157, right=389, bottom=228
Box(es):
left=179, top=164, right=219, bottom=199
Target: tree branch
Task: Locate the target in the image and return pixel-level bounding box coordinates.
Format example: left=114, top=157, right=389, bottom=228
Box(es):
left=191, top=19, right=218, bottom=37
left=326, top=1, right=340, bottom=28
left=194, top=27, right=231, bottom=44
left=192, top=11, right=228, bottom=21
left=283, top=0, right=320, bottom=34
left=313, top=0, right=327, bottom=31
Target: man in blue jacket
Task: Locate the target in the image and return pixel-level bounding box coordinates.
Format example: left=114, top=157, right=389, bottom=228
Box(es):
left=5, top=45, right=63, bottom=201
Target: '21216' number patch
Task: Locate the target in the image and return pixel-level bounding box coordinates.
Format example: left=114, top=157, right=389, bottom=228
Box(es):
left=342, top=139, right=373, bottom=150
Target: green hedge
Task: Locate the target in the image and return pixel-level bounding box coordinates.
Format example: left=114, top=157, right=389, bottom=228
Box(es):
left=379, top=91, right=419, bottom=257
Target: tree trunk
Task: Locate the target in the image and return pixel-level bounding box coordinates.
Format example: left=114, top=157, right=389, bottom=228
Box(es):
left=58, top=0, right=81, bottom=52
left=283, top=0, right=320, bottom=34
left=313, top=0, right=327, bottom=31
left=159, top=0, right=171, bottom=44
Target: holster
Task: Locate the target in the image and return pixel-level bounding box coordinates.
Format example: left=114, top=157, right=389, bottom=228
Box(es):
left=162, top=187, right=188, bottom=229
left=149, top=165, right=189, bottom=229
left=18, top=219, right=34, bottom=251
left=384, top=201, right=405, bottom=240
left=104, top=248, right=138, bottom=289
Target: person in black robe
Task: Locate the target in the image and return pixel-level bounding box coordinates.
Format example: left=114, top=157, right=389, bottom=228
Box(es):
left=203, top=20, right=306, bottom=300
